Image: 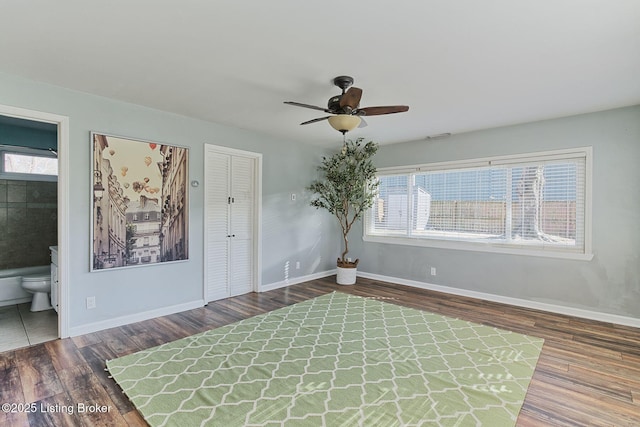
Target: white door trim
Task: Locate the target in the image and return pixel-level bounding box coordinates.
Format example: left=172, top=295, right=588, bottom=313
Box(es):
left=0, top=104, right=70, bottom=338
left=203, top=144, right=262, bottom=302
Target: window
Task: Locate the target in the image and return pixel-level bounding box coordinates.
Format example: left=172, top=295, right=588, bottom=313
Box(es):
left=0, top=146, right=57, bottom=181
left=365, top=148, right=592, bottom=259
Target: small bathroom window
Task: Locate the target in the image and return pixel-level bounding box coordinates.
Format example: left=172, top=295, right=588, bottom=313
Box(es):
left=0, top=145, right=58, bottom=182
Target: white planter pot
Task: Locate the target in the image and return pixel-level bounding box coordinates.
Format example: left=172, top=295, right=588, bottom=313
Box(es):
left=336, top=266, right=357, bottom=285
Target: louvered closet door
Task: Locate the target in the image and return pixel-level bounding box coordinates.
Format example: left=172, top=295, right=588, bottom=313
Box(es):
left=205, top=147, right=255, bottom=302
left=229, top=156, right=253, bottom=296
left=205, top=151, right=231, bottom=302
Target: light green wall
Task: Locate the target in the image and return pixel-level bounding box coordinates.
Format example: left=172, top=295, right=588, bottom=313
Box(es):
left=0, top=71, right=339, bottom=330
left=351, top=105, right=640, bottom=319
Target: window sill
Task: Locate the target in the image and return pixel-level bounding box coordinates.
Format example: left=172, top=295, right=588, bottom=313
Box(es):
left=0, top=172, right=58, bottom=182
left=363, top=234, right=594, bottom=261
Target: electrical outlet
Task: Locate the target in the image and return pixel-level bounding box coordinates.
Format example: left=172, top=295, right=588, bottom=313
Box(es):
left=296, top=261, right=300, bottom=269
left=430, top=267, right=437, bottom=276
left=86, top=296, right=96, bottom=309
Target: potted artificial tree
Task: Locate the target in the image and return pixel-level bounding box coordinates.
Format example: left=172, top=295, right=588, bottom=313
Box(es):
left=308, top=138, right=379, bottom=285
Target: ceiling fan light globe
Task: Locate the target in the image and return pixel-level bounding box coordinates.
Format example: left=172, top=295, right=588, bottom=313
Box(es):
left=328, top=115, right=361, bottom=133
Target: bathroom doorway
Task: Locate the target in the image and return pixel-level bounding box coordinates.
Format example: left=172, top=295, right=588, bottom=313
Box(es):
left=0, top=104, right=69, bottom=352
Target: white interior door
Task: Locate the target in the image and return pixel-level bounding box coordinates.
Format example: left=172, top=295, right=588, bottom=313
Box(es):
left=204, top=145, right=259, bottom=303
left=229, top=156, right=254, bottom=296
left=205, top=150, right=231, bottom=301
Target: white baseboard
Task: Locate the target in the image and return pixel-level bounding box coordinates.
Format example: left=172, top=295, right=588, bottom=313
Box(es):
left=68, top=270, right=639, bottom=337
left=357, top=271, right=640, bottom=328
left=68, top=270, right=336, bottom=337
left=68, top=299, right=206, bottom=337
left=260, top=269, right=336, bottom=292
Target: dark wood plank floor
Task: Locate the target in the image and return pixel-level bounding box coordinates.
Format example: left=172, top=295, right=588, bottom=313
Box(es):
left=1, top=276, right=639, bottom=426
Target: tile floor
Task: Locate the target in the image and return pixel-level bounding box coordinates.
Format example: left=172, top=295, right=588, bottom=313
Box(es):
left=0, top=303, right=58, bottom=352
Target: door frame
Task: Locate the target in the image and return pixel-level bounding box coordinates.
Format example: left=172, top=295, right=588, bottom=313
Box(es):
left=203, top=144, right=262, bottom=302
left=0, top=103, right=70, bottom=338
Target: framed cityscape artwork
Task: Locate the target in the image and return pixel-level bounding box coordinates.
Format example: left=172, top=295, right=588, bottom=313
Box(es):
left=91, top=132, right=189, bottom=271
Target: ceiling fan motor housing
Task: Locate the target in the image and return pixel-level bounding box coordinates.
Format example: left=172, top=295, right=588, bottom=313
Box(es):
left=328, top=75, right=355, bottom=112
left=327, top=95, right=342, bottom=112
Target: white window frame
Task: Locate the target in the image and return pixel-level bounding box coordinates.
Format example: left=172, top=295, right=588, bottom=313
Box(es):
left=0, top=145, right=58, bottom=182
left=364, top=147, right=593, bottom=260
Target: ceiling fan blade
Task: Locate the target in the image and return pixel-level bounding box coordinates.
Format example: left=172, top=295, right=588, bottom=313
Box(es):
left=357, top=105, right=409, bottom=116
left=358, top=117, right=368, bottom=128
left=300, top=116, right=331, bottom=125
left=339, top=87, right=363, bottom=110
left=284, top=101, right=330, bottom=113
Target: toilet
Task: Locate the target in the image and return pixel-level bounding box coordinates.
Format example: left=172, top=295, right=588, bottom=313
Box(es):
left=21, top=271, right=52, bottom=312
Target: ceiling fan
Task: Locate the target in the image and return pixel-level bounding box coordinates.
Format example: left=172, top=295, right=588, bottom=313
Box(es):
left=284, top=76, right=409, bottom=134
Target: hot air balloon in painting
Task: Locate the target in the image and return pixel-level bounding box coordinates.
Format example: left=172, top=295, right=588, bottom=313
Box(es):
left=132, top=181, right=144, bottom=193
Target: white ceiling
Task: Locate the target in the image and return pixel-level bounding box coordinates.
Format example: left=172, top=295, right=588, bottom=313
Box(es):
left=1, top=1, right=639, bottom=146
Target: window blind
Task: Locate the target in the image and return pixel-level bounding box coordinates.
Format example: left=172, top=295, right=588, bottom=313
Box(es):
left=366, top=148, right=589, bottom=256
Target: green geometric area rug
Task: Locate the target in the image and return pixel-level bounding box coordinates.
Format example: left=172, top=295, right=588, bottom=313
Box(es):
left=106, top=292, right=543, bottom=427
